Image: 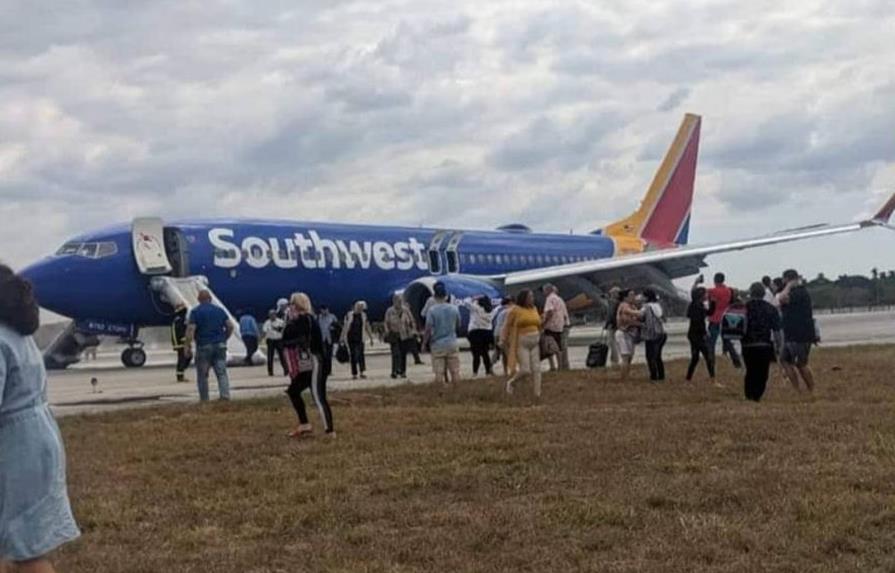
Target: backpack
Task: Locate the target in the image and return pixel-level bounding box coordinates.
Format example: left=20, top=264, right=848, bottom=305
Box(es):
left=721, top=304, right=747, bottom=340
left=642, top=304, right=665, bottom=341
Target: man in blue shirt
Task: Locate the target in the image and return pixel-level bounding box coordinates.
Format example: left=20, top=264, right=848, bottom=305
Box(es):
left=185, top=290, right=234, bottom=401
left=238, top=313, right=260, bottom=365
left=423, top=282, right=461, bottom=385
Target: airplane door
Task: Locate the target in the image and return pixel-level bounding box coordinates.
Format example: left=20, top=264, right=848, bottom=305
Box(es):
left=163, top=227, right=190, bottom=278
left=132, top=217, right=173, bottom=275
left=444, top=232, right=464, bottom=274
left=427, top=231, right=448, bottom=275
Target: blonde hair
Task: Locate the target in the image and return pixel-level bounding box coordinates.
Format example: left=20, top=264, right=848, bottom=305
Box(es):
left=290, top=292, right=313, bottom=314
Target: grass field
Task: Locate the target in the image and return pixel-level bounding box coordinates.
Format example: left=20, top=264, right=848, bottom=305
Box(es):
left=54, top=345, right=895, bottom=572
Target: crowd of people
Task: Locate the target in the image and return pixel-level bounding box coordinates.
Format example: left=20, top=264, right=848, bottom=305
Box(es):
left=172, top=267, right=819, bottom=422
left=0, top=262, right=824, bottom=569
left=604, top=269, right=818, bottom=402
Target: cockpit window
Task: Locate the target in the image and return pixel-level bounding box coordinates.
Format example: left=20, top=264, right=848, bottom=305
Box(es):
left=56, top=242, right=81, bottom=256
left=77, top=243, right=98, bottom=258
left=96, top=242, right=118, bottom=257
left=55, top=241, right=118, bottom=259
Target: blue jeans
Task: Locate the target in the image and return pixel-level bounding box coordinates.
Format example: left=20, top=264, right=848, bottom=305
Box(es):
left=196, top=343, right=231, bottom=401
left=707, top=323, right=742, bottom=368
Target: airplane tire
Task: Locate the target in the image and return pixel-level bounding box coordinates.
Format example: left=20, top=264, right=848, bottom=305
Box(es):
left=122, top=347, right=147, bottom=368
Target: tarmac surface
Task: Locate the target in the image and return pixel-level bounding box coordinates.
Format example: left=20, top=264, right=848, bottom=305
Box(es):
left=48, top=310, right=895, bottom=416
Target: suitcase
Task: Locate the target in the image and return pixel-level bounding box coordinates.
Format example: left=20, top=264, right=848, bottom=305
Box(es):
left=586, top=342, right=609, bottom=368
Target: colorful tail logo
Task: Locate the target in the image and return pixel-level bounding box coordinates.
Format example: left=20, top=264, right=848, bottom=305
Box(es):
left=603, top=114, right=701, bottom=246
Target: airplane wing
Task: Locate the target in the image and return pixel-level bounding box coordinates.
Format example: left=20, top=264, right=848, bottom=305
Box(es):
left=501, top=192, right=895, bottom=290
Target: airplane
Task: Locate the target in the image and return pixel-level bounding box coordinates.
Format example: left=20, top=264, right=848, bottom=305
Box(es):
left=20, top=114, right=895, bottom=369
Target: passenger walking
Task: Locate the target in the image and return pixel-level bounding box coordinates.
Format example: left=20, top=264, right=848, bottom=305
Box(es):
left=282, top=292, right=334, bottom=437
left=317, top=305, right=338, bottom=378
left=616, top=289, right=642, bottom=382
left=171, top=302, right=192, bottom=382
left=492, top=297, right=513, bottom=375
left=262, top=309, right=286, bottom=377
left=604, top=286, right=621, bottom=366
left=0, top=265, right=80, bottom=571
left=685, top=286, right=717, bottom=383
left=464, top=296, right=495, bottom=376
left=424, top=282, right=462, bottom=385
left=707, top=273, right=743, bottom=368
left=641, top=288, right=667, bottom=382
left=542, top=284, right=571, bottom=371
left=185, top=290, right=234, bottom=401
left=742, top=282, right=783, bottom=402
left=384, top=295, right=416, bottom=378
left=503, top=289, right=543, bottom=397
left=777, top=269, right=817, bottom=392
left=342, top=301, right=374, bottom=380
left=238, top=313, right=260, bottom=365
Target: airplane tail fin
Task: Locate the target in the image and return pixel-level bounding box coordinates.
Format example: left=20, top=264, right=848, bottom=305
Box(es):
left=602, top=113, right=701, bottom=246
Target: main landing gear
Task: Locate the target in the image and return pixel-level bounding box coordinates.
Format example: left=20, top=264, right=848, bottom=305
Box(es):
left=121, top=341, right=147, bottom=368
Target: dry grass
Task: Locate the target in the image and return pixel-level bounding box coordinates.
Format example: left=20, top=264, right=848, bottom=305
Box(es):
left=55, top=345, right=895, bottom=572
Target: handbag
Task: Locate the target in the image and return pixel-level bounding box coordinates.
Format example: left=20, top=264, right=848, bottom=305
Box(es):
left=285, top=346, right=314, bottom=379
left=539, top=332, right=560, bottom=360
left=336, top=343, right=350, bottom=364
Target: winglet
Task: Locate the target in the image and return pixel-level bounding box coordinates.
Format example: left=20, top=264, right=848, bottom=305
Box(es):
left=872, top=191, right=895, bottom=223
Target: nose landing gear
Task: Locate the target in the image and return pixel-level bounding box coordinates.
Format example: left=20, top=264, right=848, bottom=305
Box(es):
left=121, top=342, right=147, bottom=368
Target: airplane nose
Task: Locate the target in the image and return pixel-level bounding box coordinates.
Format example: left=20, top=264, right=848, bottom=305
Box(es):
left=20, top=258, right=69, bottom=316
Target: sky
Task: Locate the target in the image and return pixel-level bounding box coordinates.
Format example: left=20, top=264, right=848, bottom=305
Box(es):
left=1, top=0, right=894, bottom=293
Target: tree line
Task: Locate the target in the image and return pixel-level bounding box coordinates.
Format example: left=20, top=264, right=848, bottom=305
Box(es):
left=802, top=269, right=895, bottom=312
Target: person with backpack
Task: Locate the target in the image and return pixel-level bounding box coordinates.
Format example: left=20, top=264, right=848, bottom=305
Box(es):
left=707, top=272, right=743, bottom=368
left=640, top=288, right=667, bottom=382
left=741, top=282, right=783, bottom=402
left=685, top=284, right=717, bottom=384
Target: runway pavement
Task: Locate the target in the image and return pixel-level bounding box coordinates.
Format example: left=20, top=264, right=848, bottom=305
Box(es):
left=48, top=310, right=895, bottom=416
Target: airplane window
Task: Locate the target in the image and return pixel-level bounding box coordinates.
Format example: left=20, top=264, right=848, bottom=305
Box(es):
left=495, top=254, right=503, bottom=264
left=96, top=242, right=118, bottom=258
left=56, top=242, right=82, bottom=256
left=487, top=254, right=495, bottom=264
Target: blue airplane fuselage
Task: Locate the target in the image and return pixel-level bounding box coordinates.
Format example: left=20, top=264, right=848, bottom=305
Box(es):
left=23, top=219, right=618, bottom=328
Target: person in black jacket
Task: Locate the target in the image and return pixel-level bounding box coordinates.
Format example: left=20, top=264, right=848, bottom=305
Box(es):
left=170, top=303, right=191, bottom=382
left=742, top=282, right=783, bottom=401
left=685, top=283, right=717, bottom=384
left=281, top=292, right=334, bottom=438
